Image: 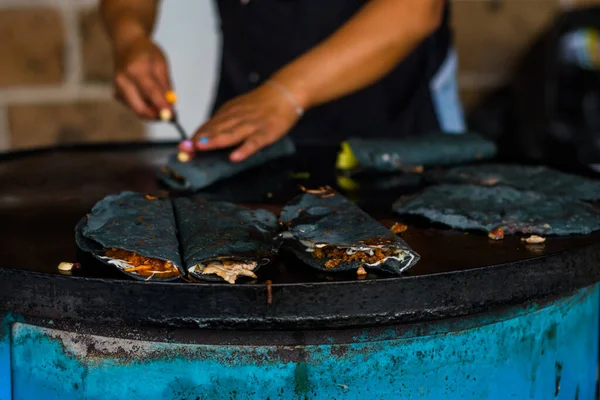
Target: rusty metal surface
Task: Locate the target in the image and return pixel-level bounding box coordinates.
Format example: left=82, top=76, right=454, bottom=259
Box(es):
left=4, top=285, right=598, bottom=399
left=0, top=142, right=600, bottom=329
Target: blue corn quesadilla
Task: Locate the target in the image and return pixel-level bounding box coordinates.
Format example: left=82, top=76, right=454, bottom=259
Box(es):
left=77, top=192, right=280, bottom=283
left=337, top=132, right=496, bottom=174
left=158, top=137, right=295, bottom=192
left=173, top=197, right=280, bottom=284
left=280, top=187, right=420, bottom=274
left=394, top=184, right=600, bottom=236
left=76, top=191, right=184, bottom=281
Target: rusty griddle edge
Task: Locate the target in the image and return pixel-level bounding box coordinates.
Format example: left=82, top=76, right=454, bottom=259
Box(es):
left=1, top=141, right=600, bottom=330
left=1, top=240, right=599, bottom=330
left=4, top=285, right=591, bottom=346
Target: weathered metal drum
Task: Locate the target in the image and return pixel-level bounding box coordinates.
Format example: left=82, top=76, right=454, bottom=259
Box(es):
left=0, top=143, right=599, bottom=400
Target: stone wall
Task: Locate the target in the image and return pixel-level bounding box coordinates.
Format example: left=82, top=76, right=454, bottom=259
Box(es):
left=0, top=0, right=143, bottom=152
left=455, top=0, right=599, bottom=110
left=0, top=0, right=597, bottom=151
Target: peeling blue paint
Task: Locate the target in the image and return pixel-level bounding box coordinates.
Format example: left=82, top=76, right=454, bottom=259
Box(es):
left=2, top=285, right=599, bottom=399
left=1, top=312, right=23, bottom=400
left=0, top=315, right=12, bottom=400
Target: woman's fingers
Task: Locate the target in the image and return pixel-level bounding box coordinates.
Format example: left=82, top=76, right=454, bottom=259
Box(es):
left=115, top=73, right=156, bottom=119
left=188, top=82, right=300, bottom=160
left=230, top=132, right=278, bottom=162
left=178, top=140, right=194, bottom=152
left=116, top=54, right=172, bottom=118
left=195, top=119, right=262, bottom=150
left=114, top=39, right=176, bottom=118
left=124, top=59, right=171, bottom=112
left=192, top=115, right=241, bottom=142
left=152, top=55, right=173, bottom=95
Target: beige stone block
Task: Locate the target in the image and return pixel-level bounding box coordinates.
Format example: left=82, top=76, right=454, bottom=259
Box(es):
left=452, top=0, right=560, bottom=76
left=8, top=101, right=145, bottom=150
left=460, top=89, right=493, bottom=112
left=0, top=8, right=64, bottom=87
left=571, top=0, right=600, bottom=6
left=80, top=7, right=114, bottom=83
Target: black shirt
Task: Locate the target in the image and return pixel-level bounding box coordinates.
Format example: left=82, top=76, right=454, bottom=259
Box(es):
left=213, top=0, right=452, bottom=143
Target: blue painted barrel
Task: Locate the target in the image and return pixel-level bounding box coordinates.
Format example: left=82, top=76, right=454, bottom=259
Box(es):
left=1, top=285, right=597, bottom=400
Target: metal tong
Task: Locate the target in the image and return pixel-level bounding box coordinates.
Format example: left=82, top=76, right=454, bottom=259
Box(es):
left=160, top=91, right=193, bottom=162
left=160, top=108, right=188, bottom=141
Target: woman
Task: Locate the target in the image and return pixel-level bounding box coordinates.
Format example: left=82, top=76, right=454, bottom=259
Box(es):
left=101, top=0, right=464, bottom=162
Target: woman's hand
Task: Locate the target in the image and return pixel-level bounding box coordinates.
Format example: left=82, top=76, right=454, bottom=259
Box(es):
left=114, top=37, right=173, bottom=119
left=188, top=82, right=303, bottom=162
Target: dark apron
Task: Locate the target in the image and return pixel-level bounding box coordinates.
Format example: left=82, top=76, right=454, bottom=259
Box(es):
left=212, top=0, right=463, bottom=143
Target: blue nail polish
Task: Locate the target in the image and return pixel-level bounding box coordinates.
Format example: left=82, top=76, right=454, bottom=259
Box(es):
left=198, top=137, right=209, bottom=145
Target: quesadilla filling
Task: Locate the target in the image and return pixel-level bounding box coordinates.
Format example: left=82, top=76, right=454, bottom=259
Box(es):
left=189, top=259, right=258, bottom=284
left=102, top=248, right=180, bottom=279
left=160, top=167, right=187, bottom=185
left=309, top=244, right=414, bottom=269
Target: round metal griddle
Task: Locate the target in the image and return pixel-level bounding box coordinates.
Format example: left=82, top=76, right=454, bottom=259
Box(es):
left=1, top=142, right=599, bottom=331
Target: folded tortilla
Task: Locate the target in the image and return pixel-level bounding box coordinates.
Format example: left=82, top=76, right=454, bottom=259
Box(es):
left=76, top=191, right=184, bottom=281
left=337, top=132, right=496, bottom=174
left=158, top=137, right=296, bottom=191
left=173, top=197, right=280, bottom=284
left=393, top=184, right=600, bottom=235
left=279, top=187, right=420, bottom=274
left=430, top=164, right=600, bottom=202
left=77, top=192, right=283, bottom=283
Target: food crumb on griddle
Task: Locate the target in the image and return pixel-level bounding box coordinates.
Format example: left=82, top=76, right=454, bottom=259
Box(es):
left=58, top=262, right=74, bottom=272
left=482, top=177, right=499, bottom=185
left=522, top=235, right=546, bottom=244
left=488, top=227, right=504, bottom=241
left=390, top=222, right=408, bottom=234
left=299, top=185, right=336, bottom=198
left=356, top=266, right=367, bottom=276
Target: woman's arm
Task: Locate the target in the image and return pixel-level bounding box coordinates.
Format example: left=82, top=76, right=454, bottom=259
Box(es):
left=274, top=0, right=445, bottom=109
left=100, top=0, right=172, bottom=119
left=193, top=0, right=446, bottom=161
left=100, top=0, right=158, bottom=52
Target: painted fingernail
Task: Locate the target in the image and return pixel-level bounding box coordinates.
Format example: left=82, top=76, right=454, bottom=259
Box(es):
left=159, top=108, right=172, bottom=121
left=197, top=137, right=209, bottom=145
left=165, top=90, right=177, bottom=104
left=230, top=152, right=243, bottom=162
left=177, top=151, right=192, bottom=163
left=179, top=140, right=194, bottom=152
